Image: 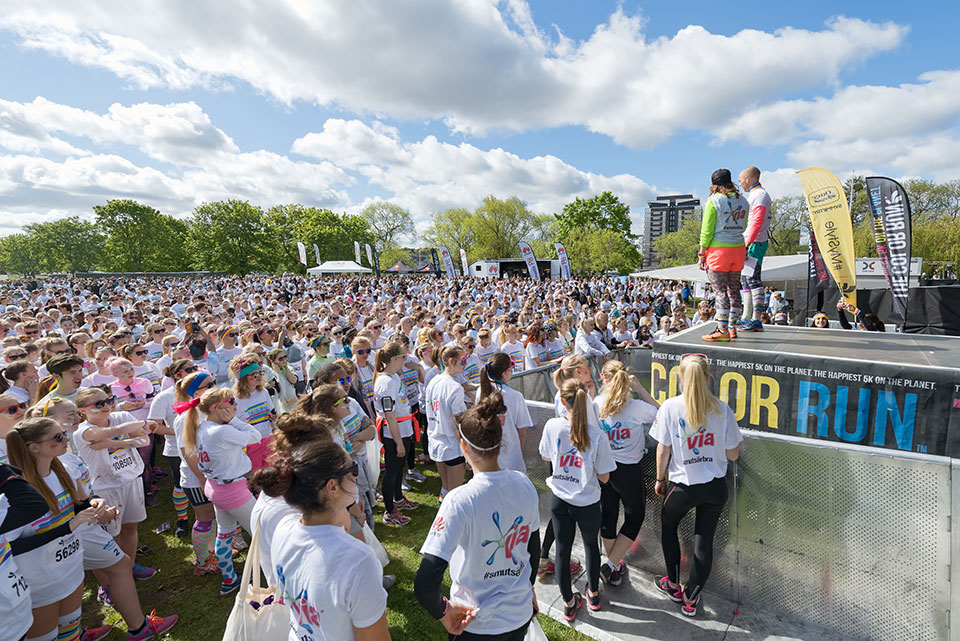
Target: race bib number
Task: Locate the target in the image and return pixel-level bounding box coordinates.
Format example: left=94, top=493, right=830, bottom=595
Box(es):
left=51, top=533, right=81, bottom=565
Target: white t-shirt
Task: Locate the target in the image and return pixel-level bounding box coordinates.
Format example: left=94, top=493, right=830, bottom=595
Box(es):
left=81, top=371, right=116, bottom=388
left=174, top=412, right=204, bottom=489
left=543, top=338, right=564, bottom=361
left=251, top=493, right=297, bottom=587
left=475, top=342, right=500, bottom=365
left=650, top=396, right=742, bottom=486
left=273, top=515, right=387, bottom=641
left=594, top=395, right=658, bottom=465
left=373, top=373, right=413, bottom=440
left=148, top=385, right=179, bottom=457
left=420, top=470, right=539, bottom=635
left=425, top=373, right=467, bottom=463
left=524, top=343, right=547, bottom=370
left=500, top=341, right=525, bottom=374
left=539, top=416, right=616, bottom=507
left=134, top=361, right=163, bottom=394
left=235, top=389, right=274, bottom=439
left=195, top=418, right=261, bottom=482
left=496, top=384, right=532, bottom=473
left=0, top=496, right=32, bottom=641
left=399, top=357, right=421, bottom=409
left=354, top=363, right=375, bottom=406
left=74, top=411, right=145, bottom=490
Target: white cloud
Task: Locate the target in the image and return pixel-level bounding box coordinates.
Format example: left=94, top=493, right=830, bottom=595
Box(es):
left=0, top=3, right=907, bottom=147
left=293, top=119, right=658, bottom=235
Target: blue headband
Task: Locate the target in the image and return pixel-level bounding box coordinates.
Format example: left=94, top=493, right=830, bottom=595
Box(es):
left=185, top=372, right=211, bottom=397
left=484, top=362, right=507, bottom=387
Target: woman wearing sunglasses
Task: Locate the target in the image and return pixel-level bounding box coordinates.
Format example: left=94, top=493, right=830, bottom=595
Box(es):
left=0, top=393, right=28, bottom=464
left=350, top=336, right=375, bottom=417
left=228, top=355, right=276, bottom=472
left=266, top=348, right=298, bottom=413
left=180, top=387, right=261, bottom=597
left=74, top=387, right=157, bottom=581
left=107, top=356, right=158, bottom=505
left=123, top=343, right=163, bottom=396
left=147, top=359, right=203, bottom=539
left=215, top=325, right=242, bottom=385
left=252, top=438, right=390, bottom=641
left=5, top=418, right=113, bottom=641
left=80, top=346, right=117, bottom=389
left=306, top=333, right=333, bottom=384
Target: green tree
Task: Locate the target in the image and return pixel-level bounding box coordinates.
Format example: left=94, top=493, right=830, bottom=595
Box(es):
left=766, top=196, right=806, bottom=256
left=22, top=216, right=104, bottom=273
left=361, top=202, right=415, bottom=253
left=471, top=196, right=542, bottom=258
left=188, top=200, right=277, bottom=274
left=556, top=192, right=637, bottom=242
left=563, top=225, right=640, bottom=275
left=423, top=207, right=476, bottom=263
left=94, top=199, right=169, bottom=271
left=151, top=216, right=192, bottom=271
left=0, top=233, right=37, bottom=275
left=652, top=215, right=702, bottom=268
left=378, top=242, right=412, bottom=270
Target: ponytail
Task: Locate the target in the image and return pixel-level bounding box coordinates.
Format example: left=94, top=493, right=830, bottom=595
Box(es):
left=6, top=418, right=80, bottom=512
left=184, top=387, right=233, bottom=455
left=478, top=352, right=511, bottom=399
left=680, top=354, right=718, bottom=429
left=552, top=354, right=588, bottom=389
left=599, top=360, right=631, bottom=418
left=559, top=379, right=590, bottom=452
left=372, top=342, right=405, bottom=384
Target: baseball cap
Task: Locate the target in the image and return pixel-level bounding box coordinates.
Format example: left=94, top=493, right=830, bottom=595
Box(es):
left=711, top=168, right=732, bottom=185
left=774, top=313, right=788, bottom=325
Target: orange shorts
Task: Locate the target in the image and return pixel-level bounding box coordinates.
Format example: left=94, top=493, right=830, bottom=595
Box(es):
left=705, top=245, right=746, bottom=272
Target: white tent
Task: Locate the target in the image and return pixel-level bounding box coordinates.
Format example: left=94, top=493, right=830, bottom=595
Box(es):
left=307, top=260, right=372, bottom=275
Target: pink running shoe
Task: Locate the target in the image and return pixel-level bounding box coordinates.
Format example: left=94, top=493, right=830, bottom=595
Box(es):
left=126, top=611, right=178, bottom=640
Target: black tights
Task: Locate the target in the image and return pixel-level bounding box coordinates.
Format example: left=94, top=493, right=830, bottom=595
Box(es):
left=550, top=493, right=601, bottom=602
left=600, top=460, right=646, bottom=541
left=660, top=476, right=728, bottom=600
left=449, top=621, right=531, bottom=641
left=382, top=436, right=411, bottom=513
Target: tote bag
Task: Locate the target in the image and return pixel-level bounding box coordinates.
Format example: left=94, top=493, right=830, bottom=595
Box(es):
left=222, top=516, right=291, bottom=641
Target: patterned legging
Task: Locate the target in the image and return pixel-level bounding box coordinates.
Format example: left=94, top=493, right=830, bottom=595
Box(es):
left=707, top=269, right=741, bottom=314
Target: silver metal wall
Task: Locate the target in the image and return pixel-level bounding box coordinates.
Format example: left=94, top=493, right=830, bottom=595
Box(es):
left=521, top=400, right=953, bottom=641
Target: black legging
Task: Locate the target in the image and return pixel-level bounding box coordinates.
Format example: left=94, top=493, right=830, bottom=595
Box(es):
left=539, top=463, right=555, bottom=558
left=382, top=435, right=411, bottom=513
left=600, top=460, right=646, bottom=541
left=450, top=622, right=531, bottom=641
left=550, top=493, right=602, bottom=602
left=660, top=476, right=728, bottom=601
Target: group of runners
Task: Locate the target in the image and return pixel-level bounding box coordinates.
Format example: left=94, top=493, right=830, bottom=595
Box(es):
left=0, top=166, right=775, bottom=641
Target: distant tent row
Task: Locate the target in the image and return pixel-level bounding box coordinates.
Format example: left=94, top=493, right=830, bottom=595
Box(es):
left=306, top=260, right=438, bottom=276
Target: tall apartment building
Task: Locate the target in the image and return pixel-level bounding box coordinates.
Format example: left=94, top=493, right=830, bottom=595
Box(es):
left=642, top=194, right=701, bottom=269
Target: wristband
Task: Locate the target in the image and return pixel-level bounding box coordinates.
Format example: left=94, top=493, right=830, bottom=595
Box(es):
left=441, top=597, right=449, bottom=617
left=657, top=477, right=667, bottom=482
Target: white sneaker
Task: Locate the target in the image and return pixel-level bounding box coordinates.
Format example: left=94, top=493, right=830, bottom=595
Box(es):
left=405, top=468, right=427, bottom=483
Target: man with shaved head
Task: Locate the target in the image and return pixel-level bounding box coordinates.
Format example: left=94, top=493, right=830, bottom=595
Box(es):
left=736, top=166, right=772, bottom=332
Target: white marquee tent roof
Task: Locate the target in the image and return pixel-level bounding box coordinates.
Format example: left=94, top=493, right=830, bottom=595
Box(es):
left=307, top=260, right=372, bottom=275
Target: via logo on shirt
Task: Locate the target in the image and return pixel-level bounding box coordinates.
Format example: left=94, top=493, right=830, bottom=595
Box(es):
left=276, top=565, right=322, bottom=633
left=601, top=419, right=630, bottom=449
left=557, top=438, right=583, bottom=473
left=679, top=419, right=714, bottom=454
left=480, top=511, right=529, bottom=566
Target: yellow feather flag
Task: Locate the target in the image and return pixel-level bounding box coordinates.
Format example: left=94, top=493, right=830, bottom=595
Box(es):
left=797, top=168, right=857, bottom=309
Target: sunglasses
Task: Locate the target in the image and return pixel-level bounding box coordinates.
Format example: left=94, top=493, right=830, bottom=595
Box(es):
left=338, top=376, right=352, bottom=385
left=371, top=325, right=383, bottom=330
left=133, top=349, right=148, bottom=356
left=152, top=329, right=165, bottom=334
left=39, top=430, right=69, bottom=444
left=7, top=352, right=27, bottom=360
left=332, top=396, right=347, bottom=407
left=24, top=330, right=39, bottom=336
left=463, top=344, right=475, bottom=350
left=330, top=460, right=359, bottom=480
left=82, top=396, right=117, bottom=410
left=355, top=348, right=371, bottom=355
left=211, top=397, right=236, bottom=408
left=48, top=349, right=70, bottom=355
left=2, top=402, right=28, bottom=415
left=179, top=365, right=199, bottom=375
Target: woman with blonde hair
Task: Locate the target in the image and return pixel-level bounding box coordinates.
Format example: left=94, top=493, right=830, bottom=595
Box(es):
left=594, top=359, right=659, bottom=586
left=265, top=347, right=298, bottom=413
left=180, top=386, right=261, bottom=596
left=652, top=354, right=742, bottom=616
left=424, top=344, right=467, bottom=504
left=539, top=379, right=615, bottom=620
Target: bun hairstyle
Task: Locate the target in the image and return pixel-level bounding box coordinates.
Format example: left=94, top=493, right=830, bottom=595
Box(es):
left=552, top=354, right=588, bottom=389
left=273, top=412, right=333, bottom=454
left=296, top=384, right=345, bottom=421
left=373, top=341, right=406, bottom=383
left=679, top=354, right=718, bottom=430
left=251, top=440, right=351, bottom=514
left=599, top=360, right=632, bottom=418
left=456, top=392, right=506, bottom=457
left=6, top=417, right=79, bottom=513
left=479, top=352, right=512, bottom=399
left=559, top=379, right=591, bottom=452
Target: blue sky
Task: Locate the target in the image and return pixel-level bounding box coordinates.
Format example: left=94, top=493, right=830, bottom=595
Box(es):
left=1, top=1, right=957, bottom=242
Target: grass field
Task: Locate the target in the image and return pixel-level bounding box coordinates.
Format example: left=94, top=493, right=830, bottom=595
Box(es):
left=81, top=466, right=594, bottom=641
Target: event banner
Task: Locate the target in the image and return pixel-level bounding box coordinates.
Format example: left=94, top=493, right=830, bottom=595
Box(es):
left=430, top=248, right=442, bottom=276
left=555, top=242, right=571, bottom=278
left=365, top=243, right=374, bottom=267
left=439, top=245, right=457, bottom=278
left=460, top=248, right=470, bottom=278
left=652, top=345, right=960, bottom=457
left=518, top=241, right=541, bottom=281
left=296, top=241, right=307, bottom=267
left=866, top=176, right=912, bottom=322
left=312, top=243, right=321, bottom=267
left=372, top=247, right=381, bottom=278
left=354, top=241, right=362, bottom=265
left=806, top=223, right=830, bottom=308
left=797, top=168, right=857, bottom=309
